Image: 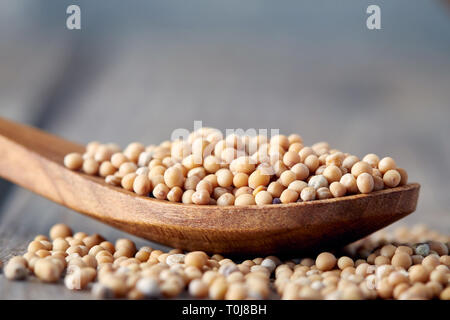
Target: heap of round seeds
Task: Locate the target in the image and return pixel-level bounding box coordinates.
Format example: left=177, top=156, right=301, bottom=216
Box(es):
left=63, top=128, right=409, bottom=205
left=2, top=223, right=449, bottom=300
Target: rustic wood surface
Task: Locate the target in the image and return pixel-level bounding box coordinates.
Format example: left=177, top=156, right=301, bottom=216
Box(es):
left=0, top=1, right=449, bottom=299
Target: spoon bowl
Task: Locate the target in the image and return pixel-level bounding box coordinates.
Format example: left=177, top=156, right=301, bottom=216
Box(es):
left=0, top=117, right=420, bottom=255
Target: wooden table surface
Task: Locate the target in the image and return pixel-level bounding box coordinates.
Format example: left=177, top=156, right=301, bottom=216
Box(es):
left=0, top=1, right=449, bottom=299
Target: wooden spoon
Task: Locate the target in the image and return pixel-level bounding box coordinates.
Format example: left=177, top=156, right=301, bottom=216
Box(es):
left=0, top=117, right=420, bottom=255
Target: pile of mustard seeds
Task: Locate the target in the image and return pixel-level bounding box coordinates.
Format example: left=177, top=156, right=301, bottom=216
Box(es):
left=1, top=223, right=449, bottom=300
left=64, top=128, right=408, bottom=206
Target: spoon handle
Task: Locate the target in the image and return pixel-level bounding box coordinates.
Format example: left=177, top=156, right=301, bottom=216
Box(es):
left=0, top=117, right=84, bottom=202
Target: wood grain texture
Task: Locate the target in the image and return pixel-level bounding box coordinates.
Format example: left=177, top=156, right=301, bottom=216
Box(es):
left=0, top=117, right=420, bottom=255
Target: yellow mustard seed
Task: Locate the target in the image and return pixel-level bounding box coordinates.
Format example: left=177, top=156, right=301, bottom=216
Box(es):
left=99, top=161, right=116, bottom=177
left=396, top=168, right=408, bottom=185
left=82, top=158, right=99, bottom=175
left=288, top=142, right=303, bottom=154
left=118, top=162, right=137, bottom=177
left=94, top=145, right=114, bottom=163
left=323, top=165, right=342, bottom=183
left=149, top=165, right=166, bottom=178
left=234, top=187, right=253, bottom=198
left=316, top=252, right=337, bottom=271
left=216, top=169, right=234, bottom=188
left=167, top=186, right=183, bottom=202
left=290, top=163, right=309, bottom=181
left=340, top=173, right=358, bottom=194
left=121, top=173, right=137, bottom=191
left=383, top=169, right=401, bottom=188
left=255, top=191, right=273, bottom=205
left=252, top=185, right=267, bottom=196
left=288, top=180, right=308, bottom=194
left=153, top=183, right=170, bottom=200
left=133, top=174, right=152, bottom=196
left=362, top=154, right=380, bottom=168
left=283, top=151, right=300, bottom=168
left=233, top=156, right=256, bottom=174
left=64, top=153, right=83, bottom=170
left=164, top=167, right=184, bottom=189
left=189, top=279, right=209, bottom=298
left=300, top=187, right=316, bottom=201
left=280, top=189, right=298, bottom=204
left=378, top=157, right=397, bottom=174
left=342, top=155, right=359, bottom=170
left=191, top=189, right=210, bottom=205
left=196, top=180, right=213, bottom=194
left=299, top=147, right=314, bottom=163
left=329, top=181, right=346, bottom=198
left=234, top=194, right=256, bottom=206
left=279, top=170, right=297, bottom=187
left=217, top=193, right=235, bottom=206
left=105, top=174, right=121, bottom=186
left=184, top=175, right=201, bottom=191
left=248, top=170, right=271, bottom=189
left=34, top=259, right=61, bottom=283
left=373, top=176, right=385, bottom=191
left=356, top=173, right=374, bottom=194
left=232, top=172, right=248, bottom=188
left=288, top=133, right=303, bottom=145
left=351, top=161, right=372, bottom=177
left=337, top=257, right=354, bottom=270
left=4, top=257, right=28, bottom=280
left=409, top=265, right=429, bottom=283
left=50, top=224, right=73, bottom=240
left=203, top=155, right=221, bottom=174
left=380, top=244, right=397, bottom=258
left=149, top=174, right=165, bottom=187
left=308, top=175, right=328, bottom=190
left=391, top=252, right=412, bottom=269
left=182, top=190, right=195, bottom=204
left=110, top=152, right=128, bottom=169
left=267, top=181, right=285, bottom=198
left=316, top=187, right=332, bottom=200
left=204, top=174, right=219, bottom=189
left=123, top=142, right=145, bottom=163
left=422, top=255, right=440, bottom=271
left=326, top=152, right=344, bottom=167
left=304, top=154, right=320, bottom=173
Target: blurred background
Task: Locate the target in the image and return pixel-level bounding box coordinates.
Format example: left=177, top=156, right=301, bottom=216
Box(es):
left=0, top=0, right=449, bottom=268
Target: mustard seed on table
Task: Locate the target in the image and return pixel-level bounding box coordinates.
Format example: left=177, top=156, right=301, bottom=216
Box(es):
left=4, top=223, right=447, bottom=300
left=4, top=256, right=28, bottom=280
left=64, top=128, right=410, bottom=205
